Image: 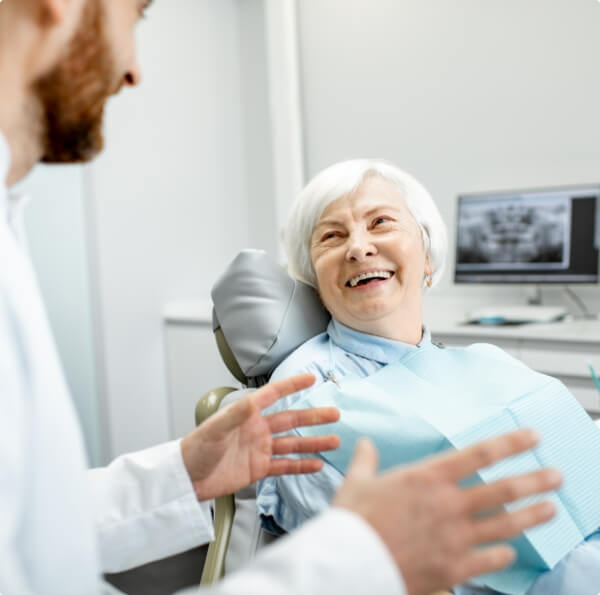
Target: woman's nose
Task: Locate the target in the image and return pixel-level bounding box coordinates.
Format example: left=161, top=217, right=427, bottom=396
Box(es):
left=345, top=235, right=377, bottom=262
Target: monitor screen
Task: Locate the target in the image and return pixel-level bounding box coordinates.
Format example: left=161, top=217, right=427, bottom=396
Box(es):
left=454, top=186, right=599, bottom=283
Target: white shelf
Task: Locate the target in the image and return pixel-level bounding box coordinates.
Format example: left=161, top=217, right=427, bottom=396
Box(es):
left=163, top=299, right=213, bottom=325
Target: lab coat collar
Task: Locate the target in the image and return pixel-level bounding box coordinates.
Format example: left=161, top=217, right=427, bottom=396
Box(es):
left=327, top=318, right=432, bottom=364
left=0, top=129, right=32, bottom=242
left=0, top=129, right=10, bottom=219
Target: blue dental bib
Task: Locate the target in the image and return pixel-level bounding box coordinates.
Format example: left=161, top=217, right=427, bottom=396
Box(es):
left=291, top=342, right=600, bottom=594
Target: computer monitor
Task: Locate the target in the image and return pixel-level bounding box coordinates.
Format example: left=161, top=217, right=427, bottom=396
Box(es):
left=454, top=185, right=599, bottom=284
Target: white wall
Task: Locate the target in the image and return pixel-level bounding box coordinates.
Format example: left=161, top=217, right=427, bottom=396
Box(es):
left=297, top=0, right=600, bottom=314
left=15, top=164, right=104, bottom=466
left=89, top=0, right=251, bottom=457
left=238, top=0, right=278, bottom=257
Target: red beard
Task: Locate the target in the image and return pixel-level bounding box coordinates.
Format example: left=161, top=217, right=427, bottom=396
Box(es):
left=35, top=0, right=118, bottom=163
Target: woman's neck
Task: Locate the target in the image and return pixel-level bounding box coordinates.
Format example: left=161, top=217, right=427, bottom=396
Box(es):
left=361, top=318, right=423, bottom=345
left=338, top=302, right=424, bottom=345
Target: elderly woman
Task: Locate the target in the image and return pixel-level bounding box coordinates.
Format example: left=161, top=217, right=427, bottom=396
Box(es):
left=256, top=159, right=600, bottom=595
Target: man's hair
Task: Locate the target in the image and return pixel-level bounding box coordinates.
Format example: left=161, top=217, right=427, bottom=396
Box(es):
left=283, top=158, right=447, bottom=289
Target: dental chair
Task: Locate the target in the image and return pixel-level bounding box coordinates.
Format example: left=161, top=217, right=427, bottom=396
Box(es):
left=196, top=249, right=330, bottom=585
left=196, top=249, right=453, bottom=595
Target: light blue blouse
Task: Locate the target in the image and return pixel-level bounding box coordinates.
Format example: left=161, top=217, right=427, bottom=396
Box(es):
left=256, top=318, right=432, bottom=534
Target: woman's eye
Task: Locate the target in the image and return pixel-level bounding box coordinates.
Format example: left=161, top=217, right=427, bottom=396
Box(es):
left=373, top=217, right=389, bottom=226
left=322, top=232, right=338, bottom=241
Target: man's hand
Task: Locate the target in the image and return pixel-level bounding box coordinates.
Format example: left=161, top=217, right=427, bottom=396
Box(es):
left=334, top=430, right=562, bottom=595
left=181, top=373, right=340, bottom=501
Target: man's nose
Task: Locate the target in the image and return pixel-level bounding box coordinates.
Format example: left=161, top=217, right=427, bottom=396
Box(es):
left=345, top=234, right=376, bottom=262
left=123, top=57, right=142, bottom=87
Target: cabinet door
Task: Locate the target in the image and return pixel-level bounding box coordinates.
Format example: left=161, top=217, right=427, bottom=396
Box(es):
left=165, top=322, right=240, bottom=438
left=519, top=342, right=600, bottom=412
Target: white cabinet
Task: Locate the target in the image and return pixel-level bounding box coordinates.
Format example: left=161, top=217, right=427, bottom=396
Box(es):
left=164, top=301, right=240, bottom=439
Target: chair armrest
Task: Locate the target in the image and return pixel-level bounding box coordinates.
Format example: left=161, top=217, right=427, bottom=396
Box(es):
left=195, top=387, right=238, bottom=586
left=200, top=492, right=235, bottom=586
left=195, top=386, right=239, bottom=426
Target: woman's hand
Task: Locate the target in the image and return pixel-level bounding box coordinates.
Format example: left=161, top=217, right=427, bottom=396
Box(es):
left=181, top=373, right=340, bottom=501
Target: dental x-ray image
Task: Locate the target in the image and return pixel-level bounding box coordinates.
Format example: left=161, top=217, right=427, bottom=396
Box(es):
left=456, top=195, right=571, bottom=271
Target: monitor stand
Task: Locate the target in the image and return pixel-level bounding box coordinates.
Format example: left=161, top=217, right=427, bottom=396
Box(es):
left=526, top=285, right=543, bottom=306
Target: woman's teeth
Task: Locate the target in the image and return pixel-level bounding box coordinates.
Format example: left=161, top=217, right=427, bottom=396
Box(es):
left=347, top=270, right=393, bottom=288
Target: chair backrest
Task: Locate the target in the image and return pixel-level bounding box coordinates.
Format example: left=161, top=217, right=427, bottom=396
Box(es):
left=211, top=249, right=330, bottom=386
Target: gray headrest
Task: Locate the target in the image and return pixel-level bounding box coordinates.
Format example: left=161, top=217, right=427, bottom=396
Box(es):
left=211, top=250, right=330, bottom=379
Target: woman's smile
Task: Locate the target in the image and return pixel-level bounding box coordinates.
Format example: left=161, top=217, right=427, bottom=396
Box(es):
left=345, top=269, right=395, bottom=289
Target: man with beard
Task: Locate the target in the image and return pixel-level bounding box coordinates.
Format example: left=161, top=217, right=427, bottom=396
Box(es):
left=0, top=1, right=563, bottom=594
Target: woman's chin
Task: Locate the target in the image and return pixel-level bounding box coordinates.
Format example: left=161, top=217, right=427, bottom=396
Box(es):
left=344, top=284, right=405, bottom=310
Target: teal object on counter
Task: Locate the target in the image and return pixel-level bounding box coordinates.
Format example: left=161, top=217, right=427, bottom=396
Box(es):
left=589, top=362, right=600, bottom=394
left=291, top=343, right=600, bottom=595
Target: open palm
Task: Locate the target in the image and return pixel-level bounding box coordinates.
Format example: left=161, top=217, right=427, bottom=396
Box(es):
left=181, top=374, right=340, bottom=501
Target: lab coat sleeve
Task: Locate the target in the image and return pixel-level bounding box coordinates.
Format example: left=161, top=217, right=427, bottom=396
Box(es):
left=202, top=508, right=406, bottom=595
left=88, top=439, right=215, bottom=573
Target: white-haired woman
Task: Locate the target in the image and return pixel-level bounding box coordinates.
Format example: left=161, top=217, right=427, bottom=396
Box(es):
left=256, top=159, right=600, bottom=595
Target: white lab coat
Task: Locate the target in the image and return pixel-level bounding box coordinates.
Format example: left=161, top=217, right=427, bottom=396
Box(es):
left=0, top=131, right=405, bottom=595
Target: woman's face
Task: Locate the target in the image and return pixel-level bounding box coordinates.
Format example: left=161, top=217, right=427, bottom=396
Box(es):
left=310, top=176, right=430, bottom=341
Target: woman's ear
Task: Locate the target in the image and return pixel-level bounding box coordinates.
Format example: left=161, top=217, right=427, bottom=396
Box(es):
left=423, top=256, right=434, bottom=288
left=424, top=253, right=433, bottom=276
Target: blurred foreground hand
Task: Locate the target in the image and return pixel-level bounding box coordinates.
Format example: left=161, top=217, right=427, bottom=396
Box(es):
left=334, top=430, right=561, bottom=595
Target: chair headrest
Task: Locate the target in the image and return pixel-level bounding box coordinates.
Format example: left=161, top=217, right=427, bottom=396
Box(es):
left=211, top=250, right=330, bottom=383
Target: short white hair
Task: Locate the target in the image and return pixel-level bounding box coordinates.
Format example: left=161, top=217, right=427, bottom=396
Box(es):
left=283, top=158, right=447, bottom=290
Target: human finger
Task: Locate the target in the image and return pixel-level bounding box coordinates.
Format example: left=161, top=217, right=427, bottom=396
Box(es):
left=252, top=374, right=317, bottom=411
left=451, top=545, right=516, bottom=587
left=461, top=469, right=562, bottom=514
left=470, top=501, right=556, bottom=545
left=202, top=396, right=254, bottom=434
left=272, top=434, right=341, bottom=455
left=209, top=374, right=318, bottom=434
left=266, top=407, right=340, bottom=434
left=427, top=429, right=540, bottom=482
left=267, top=457, right=325, bottom=476
left=345, top=438, right=379, bottom=482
